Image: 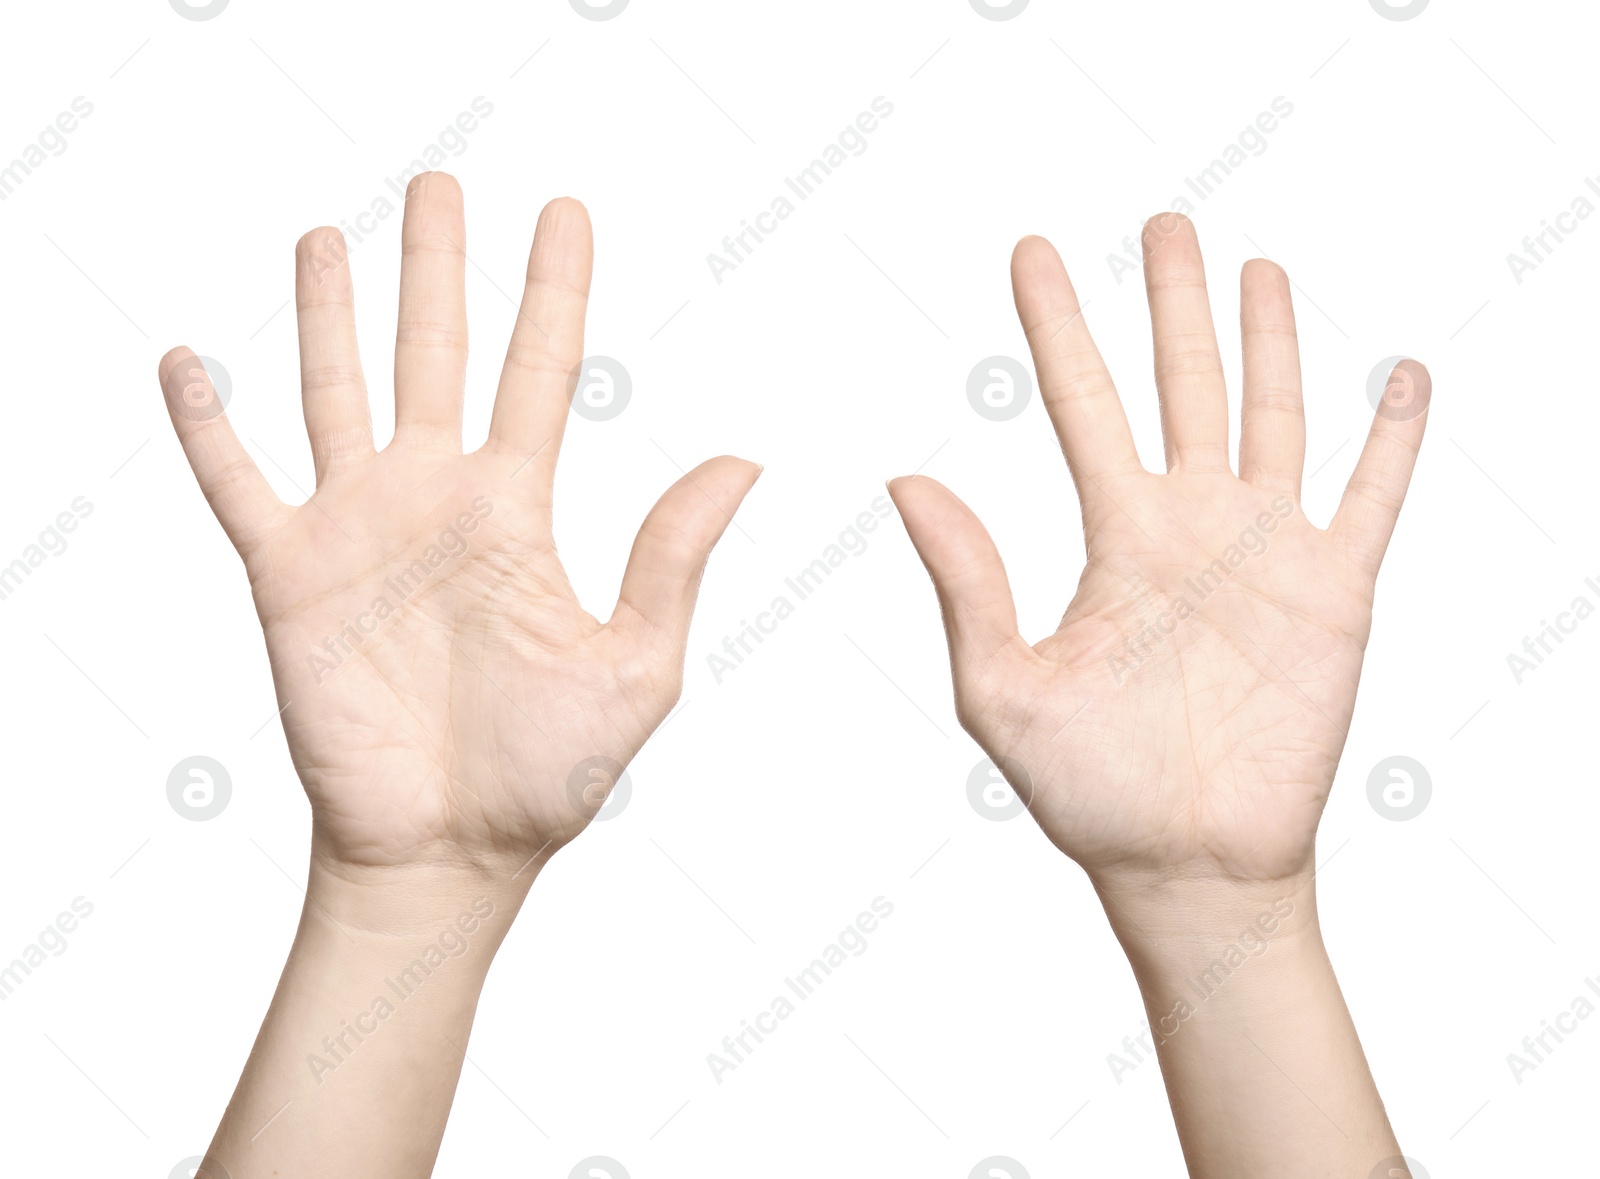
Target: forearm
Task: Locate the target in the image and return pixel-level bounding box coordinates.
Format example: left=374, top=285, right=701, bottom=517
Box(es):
left=1095, top=872, right=1398, bottom=1179
left=199, top=854, right=532, bottom=1179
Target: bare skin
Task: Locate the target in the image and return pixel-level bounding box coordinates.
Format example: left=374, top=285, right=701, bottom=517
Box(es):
left=890, top=213, right=1429, bottom=1178
left=160, top=172, right=759, bottom=1178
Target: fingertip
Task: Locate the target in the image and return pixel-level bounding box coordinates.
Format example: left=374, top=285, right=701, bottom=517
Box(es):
left=889, top=477, right=979, bottom=543
left=1012, top=238, right=1077, bottom=321
left=1241, top=256, right=1287, bottom=288
left=536, top=197, right=594, bottom=253
left=684, top=455, right=764, bottom=507
left=1142, top=209, right=1198, bottom=255
left=160, top=350, right=227, bottom=424
left=1011, top=234, right=1063, bottom=281
left=296, top=225, right=343, bottom=253
left=885, top=475, right=912, bottom=511
left=886, top=472, right=948, bottom=506
left=158, top=345, right=194, bottom=384
left=1395, top=357, right=1431, bottom=387
left=159, top=347, right=214, bottom=408
left=540, top=195, right=591, bottom=226
left=1385, top=358, right=1432, bottom=418
left=729, top=455, right=764, bottom=493
left=529, top=195, right=594, bottom=289
left=405, top=170, right=462, bottom=201
left=707, top=453, right=761, bottom=477
left=296, top=225, right=348, bottom=267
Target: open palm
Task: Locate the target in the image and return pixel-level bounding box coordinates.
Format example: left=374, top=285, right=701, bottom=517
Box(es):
left=160, top=175, right=758, bottom=873
left=891, top=216, right=1429, bottom=883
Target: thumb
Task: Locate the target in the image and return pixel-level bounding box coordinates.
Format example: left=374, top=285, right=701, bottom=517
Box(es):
left=610, top=456, right=762, bottom=653
left=887, top=475, right=1025, bottom=689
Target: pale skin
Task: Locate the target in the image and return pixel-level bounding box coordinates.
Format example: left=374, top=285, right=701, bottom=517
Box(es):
left=159, top=172, right=759, bottom=1178
left=160, top=181, right=1421, bottom=1176
left=889, top=213, right=1430, bottom=1178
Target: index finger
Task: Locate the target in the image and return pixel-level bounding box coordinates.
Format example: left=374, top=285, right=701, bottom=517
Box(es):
left=1012, top=235, right=1144, bottom=499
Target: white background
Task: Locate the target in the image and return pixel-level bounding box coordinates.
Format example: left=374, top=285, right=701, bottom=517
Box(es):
left=0, top=1, right=1594, bottom=1175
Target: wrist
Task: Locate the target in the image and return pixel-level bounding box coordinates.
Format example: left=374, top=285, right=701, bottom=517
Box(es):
left=301, top=845, right=536, bottom=960
left=1090, top=870, right=1339, bottom=1063
left=1083, top=870, right=1397, bottom=1176
left=1089, top=866, right=1322, bottom=977
left=201, top=844, right=532, bottom=1175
